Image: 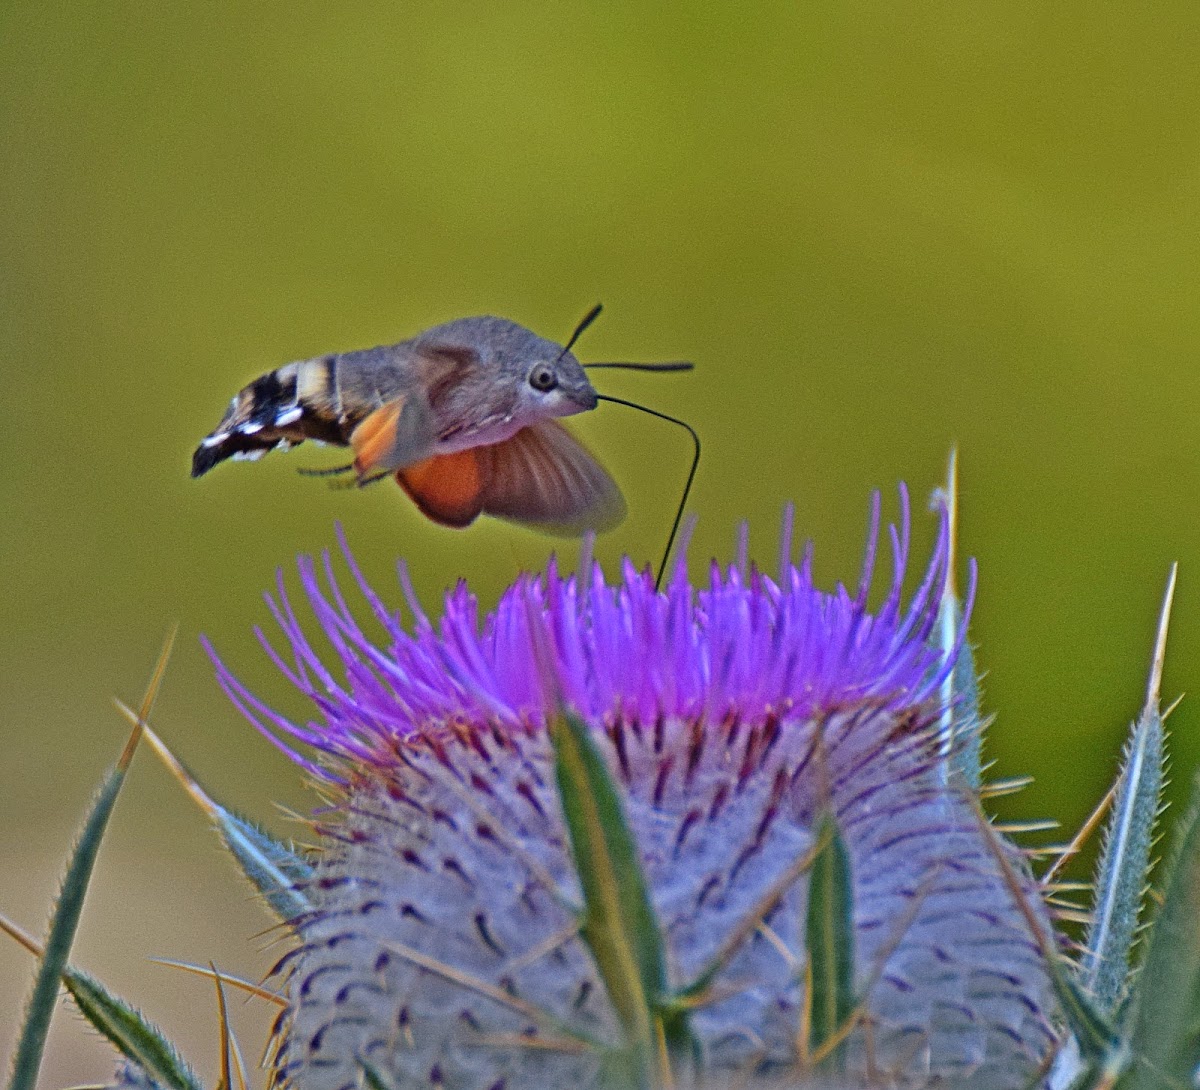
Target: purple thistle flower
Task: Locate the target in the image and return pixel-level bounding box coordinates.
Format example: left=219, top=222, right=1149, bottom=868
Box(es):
left=208, top=488, right=1059, bottom=1089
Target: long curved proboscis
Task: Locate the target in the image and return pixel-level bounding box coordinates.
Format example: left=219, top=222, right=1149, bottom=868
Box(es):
left=596, top=393, right=700, bottom=593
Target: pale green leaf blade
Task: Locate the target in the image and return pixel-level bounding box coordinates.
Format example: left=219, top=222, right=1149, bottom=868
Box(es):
left=937, top=593, right=985, bottom=791
left=64, top=970, right=201, bottom=1090
left=1123, top=772, right=1200, bottom=1089
left=9, top=637, right=169, bottom=1090
left=932, top=448, right=984, bottom=791
left=216, top=808, right=313, bottom=920
left=550, top=710, right=669, bottom=1055
left=8, top=759, right=134, bottom=1090
left=804, top=809, right=855, bottom=1071
left=1053, top=1043, right=1130, bottom=1090
left=1053, top=960, right=1122, bottom=1064
left=358, top=1060, right=394, bottom=1090
left=1080, top=708, right=1164, bottom=1014
left=1082, top=565, right=1173, bottom=1016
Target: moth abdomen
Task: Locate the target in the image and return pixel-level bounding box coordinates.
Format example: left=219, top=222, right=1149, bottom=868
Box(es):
left=191, top=357, right=354, bottom=478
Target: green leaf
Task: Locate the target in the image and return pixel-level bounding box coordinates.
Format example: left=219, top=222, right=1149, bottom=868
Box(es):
left=215, top=808, right=314, bottom=920
left=9, top=761, right=134, bottom=1090
left=595, top=1047, right=649, bottom=1090
left=9, top=633, right=170, bottom=1090
left=939, top=596, right=985, bottom=791
left=673, top=828, right=829, bottom=1007
left=1081, top=566, right=1173, bottom=1017
left=64, top=970, right=201, bottom=1090
left=932, top=448, right=984, bottom=791
left=1051, top=1042, right=1131, bottom=1090
left=1122, top=772, right=1200, bottom=1089
left=550, top=710, right=675, bottom=1071
left=804, top=809, right=855, bottom=1071
left=1051, top=958, right=1122, bottom=1064
left=357, top=1060, right=394, bottom=1090
left=1081, top=707, right=1165, bottom=1015
left=0, top=913, right=199, bottom=1090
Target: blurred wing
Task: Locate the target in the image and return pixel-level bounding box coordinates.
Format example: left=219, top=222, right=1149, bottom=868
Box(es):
left=395, top=449, right=485, bottom=528
left=350, top=395, right=437, bottom=478
left=478, top=420, right=626, bottom=536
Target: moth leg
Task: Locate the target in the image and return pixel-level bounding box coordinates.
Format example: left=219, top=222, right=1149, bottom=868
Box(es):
left=296, top=462, right=387, bottom=489
left=298, top=463, right=355, bottom=477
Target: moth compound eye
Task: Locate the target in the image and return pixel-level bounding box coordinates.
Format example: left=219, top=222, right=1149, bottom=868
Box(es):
left=529, top=364, right=558, bottom=392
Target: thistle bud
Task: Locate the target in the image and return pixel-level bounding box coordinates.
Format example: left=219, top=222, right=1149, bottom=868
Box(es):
left=210, top=491, right=1057, bottom=1089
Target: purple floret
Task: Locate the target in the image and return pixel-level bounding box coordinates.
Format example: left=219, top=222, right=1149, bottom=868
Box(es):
left=205, top=486, right=974, bottom=779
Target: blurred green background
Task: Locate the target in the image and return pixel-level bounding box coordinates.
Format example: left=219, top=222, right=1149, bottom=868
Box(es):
left=3, top=3, right=1199, bottom=1084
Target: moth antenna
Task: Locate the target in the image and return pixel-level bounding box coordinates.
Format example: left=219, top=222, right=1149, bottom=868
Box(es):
left=564, top=305, right=692, bottom=373
left=596, top=393, right=700, bottom=592
left=556, top=303, right=604, bottom=363
left=584, top=361, right=694, bottom=373
left=297, top=463, right=355, bottom=477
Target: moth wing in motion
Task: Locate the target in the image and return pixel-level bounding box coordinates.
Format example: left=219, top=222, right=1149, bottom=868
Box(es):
left=395, top=449, right=487, bottom=528
left=478, top=420, right=625, bottom=534
left=394, top=420, right=624, bottom=535
left=348, top=395, right=438, bottom=480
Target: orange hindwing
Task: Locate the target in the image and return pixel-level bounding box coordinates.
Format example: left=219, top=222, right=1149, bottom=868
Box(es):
left=395, top=450, right=486, bottom=528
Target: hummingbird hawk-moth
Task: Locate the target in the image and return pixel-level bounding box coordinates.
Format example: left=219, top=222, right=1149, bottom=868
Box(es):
left=192, top=311, right=693, bottom=539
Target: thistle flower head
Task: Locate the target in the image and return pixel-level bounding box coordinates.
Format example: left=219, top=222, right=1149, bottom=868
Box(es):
left=209, top=488, right=1059, bottom=1089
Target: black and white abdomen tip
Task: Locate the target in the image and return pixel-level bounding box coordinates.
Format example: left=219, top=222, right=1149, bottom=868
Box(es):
left=191, top=366, right=315, bottom=477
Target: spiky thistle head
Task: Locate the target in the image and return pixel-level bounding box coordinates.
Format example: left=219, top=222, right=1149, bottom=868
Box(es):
left=207, top=488, right=1060, bottom=1089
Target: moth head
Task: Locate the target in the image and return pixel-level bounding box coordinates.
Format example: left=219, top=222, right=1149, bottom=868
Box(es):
left=417, top=316, right=599, bottom=422
left=522, top=353, right=598, bottom=417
